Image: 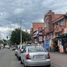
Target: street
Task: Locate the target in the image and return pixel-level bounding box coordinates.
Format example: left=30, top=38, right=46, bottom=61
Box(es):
left=0, top=48, right=67, bottom=67
left=0, top=48, right=22, bottom=67
left=50, top=52, right=67, bottom=67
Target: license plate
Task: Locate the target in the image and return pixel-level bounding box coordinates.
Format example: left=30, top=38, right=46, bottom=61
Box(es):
left=34, top=55, right=45, bottom=59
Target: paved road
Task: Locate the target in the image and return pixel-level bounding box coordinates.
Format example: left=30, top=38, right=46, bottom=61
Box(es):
left=0, top=48, right=66, bottom=67
left=50, top=52, right=67, bottom=67
left=0, top=48, right=22, bottom=67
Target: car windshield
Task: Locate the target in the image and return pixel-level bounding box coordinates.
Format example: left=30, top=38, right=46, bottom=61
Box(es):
left=28, top=46, right=47, bottom=52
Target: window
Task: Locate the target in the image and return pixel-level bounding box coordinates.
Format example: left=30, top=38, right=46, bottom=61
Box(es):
left=23, top=46, right=26, bottom=53
left=58, top=19, right=64, bottom=25
left=28, top=46, right=47, bottom=52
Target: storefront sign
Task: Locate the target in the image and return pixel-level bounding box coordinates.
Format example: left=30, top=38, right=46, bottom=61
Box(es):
left=44, top=39, right=50, bottom=49
left=39, top=36, right=42, bottom=42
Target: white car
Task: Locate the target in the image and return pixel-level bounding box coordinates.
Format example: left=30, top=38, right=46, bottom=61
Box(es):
left=15, top=47, right=18, bottom=56
left=21, top=45, right=51, bottom=67
left=16, top=45, right=23, bottom=60
left=5, top=45, right=10, bottom=49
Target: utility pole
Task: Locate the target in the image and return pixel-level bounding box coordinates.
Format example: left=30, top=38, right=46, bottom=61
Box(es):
left=20, top=27, right=22, bottom=44
left=20, top=21, right=22, bottom=44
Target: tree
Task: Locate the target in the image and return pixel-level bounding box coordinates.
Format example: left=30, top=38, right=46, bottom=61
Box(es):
left=10, top=28, right=31, bottom=45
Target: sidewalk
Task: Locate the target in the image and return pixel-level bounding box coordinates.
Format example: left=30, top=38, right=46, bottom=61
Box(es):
left=50, top=52, right=67, bottom=55
left=50, top=52, right=67, bottom=67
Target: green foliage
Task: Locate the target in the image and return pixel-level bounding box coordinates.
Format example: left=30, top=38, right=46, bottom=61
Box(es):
left=10, top=28, right=31, bottom=45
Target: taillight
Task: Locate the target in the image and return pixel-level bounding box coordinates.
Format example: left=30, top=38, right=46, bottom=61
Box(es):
left=25, top=53, right=30, bottom=59
left=48, top=53, right=50, bottom=59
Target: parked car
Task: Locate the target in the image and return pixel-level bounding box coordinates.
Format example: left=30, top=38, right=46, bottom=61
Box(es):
left=20, top=45, right=51, bottom=67
left=5, top=45, right=10, bottom=49
left=12, top=46, right=16, bottom=50
left=15, top=46, right=18, bottom=56
left=16, top=44, right=24, bottom=60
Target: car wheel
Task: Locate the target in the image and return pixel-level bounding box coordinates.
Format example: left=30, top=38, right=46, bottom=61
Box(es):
left=20, top=60, right=23, bottom=64
left=23, top=64, right=26, bottom=67
left=23, top=63, right=28, bottom=67
left=47, top=65, right=51, bottom=67
left=15, top=54, right=17, bottom=56
left=18, top=57, right=21, bottom=60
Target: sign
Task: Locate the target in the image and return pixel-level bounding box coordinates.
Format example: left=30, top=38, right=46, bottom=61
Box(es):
left=39, top=36, right=42, bottom=42
left=44, top=39, right=50, bottom=49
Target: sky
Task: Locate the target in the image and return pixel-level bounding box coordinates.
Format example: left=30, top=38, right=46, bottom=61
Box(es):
left=0, top=0, right=67, bottom=39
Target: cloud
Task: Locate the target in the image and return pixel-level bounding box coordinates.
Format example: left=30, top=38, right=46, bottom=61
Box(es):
left=14, top=8, right=24, bottom=15
left=0, top=27, right=14, bottom=39
left=0, top=23, right=22, bottom=39
left=0, top=0, right=67, bottom=39
left=0, top=11, right=9, bottom=19
left=10, top=23, right=20, bottom=28
left=0, top=27, right=15, bottom=33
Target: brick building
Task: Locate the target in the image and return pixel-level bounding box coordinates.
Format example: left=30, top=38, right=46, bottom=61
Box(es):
left=31, top=23, right=44, bottom=44
left=44, top=10, right=67, bottom=53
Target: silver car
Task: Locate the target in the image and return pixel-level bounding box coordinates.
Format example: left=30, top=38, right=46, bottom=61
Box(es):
left=20, top=45, right=51, bottom=67
left=16, top=45, right=23, bottom=60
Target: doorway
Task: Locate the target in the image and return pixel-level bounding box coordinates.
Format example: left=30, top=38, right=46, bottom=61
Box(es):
left=53, top=38, right=59, bottom=52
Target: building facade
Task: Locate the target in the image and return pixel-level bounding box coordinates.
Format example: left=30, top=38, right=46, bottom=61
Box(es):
left=44, top=10, right=67, bottom=53
left=31, top=23, right=44, bottom=44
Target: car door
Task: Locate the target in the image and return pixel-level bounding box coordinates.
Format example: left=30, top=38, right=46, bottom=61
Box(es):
left=21, top=46, right=26, bottom=62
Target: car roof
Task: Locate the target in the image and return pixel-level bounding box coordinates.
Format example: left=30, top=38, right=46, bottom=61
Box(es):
left=25, top=45, right=44, bottom=48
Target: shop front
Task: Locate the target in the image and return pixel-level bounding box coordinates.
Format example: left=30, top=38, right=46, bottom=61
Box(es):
left=61, top=34, right=67, bottom=53
left=56, top=34, right=67, bottom=53
left=52, top=37, right=59, bottom=52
